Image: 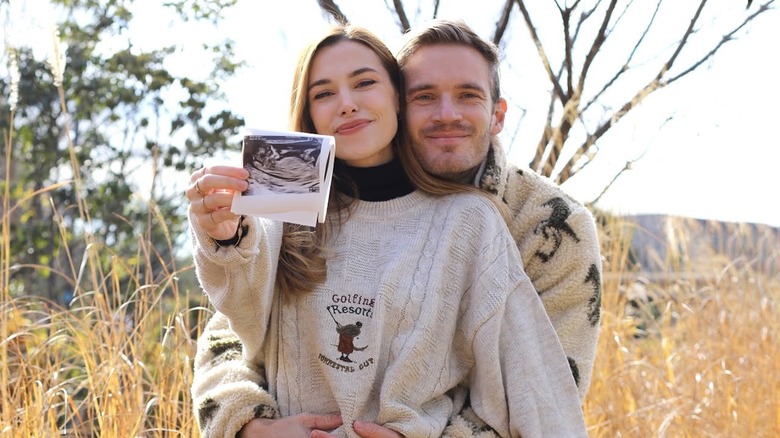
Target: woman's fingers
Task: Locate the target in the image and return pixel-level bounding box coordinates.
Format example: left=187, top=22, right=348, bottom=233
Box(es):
left=196, top=192, right=236, bottom=214
left=186, top=165, right=249, bottom=240
left=187, top=166, right=249, bottom=199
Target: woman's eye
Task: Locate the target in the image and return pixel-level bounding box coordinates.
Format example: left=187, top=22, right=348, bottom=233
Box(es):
left=356, top=79, right=376, bottom=88
left=312, top=90, right=333, bottom=100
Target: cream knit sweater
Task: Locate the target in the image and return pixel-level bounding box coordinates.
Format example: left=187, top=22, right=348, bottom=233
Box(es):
left=190, top=190, right=587, bottom=438
left=476, top=141, right=602, bottom=400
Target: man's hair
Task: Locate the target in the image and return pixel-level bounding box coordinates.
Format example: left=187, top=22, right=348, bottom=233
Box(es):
left=397, top=19, right=502, bottom=104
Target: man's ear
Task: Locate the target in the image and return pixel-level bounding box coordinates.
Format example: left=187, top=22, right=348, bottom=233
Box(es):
left=490, top=98, right=508, bottom=135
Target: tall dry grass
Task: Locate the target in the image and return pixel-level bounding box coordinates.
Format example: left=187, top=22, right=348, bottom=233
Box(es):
left=1, top=46, right=210, bottom=436
left=2, top=40, right=778, bottom=438
left=585, top=215, right=779, bottom=437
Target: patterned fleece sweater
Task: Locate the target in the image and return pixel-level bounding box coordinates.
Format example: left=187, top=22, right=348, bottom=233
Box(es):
left=190, top=190, right=587, bottom=438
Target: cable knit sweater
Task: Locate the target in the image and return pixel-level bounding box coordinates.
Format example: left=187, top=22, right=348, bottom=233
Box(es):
left=190, top=146, right=602, bottom=437
left=190, top=186, right=587, bottom=437
left=476, top=141, right=602, bottom=400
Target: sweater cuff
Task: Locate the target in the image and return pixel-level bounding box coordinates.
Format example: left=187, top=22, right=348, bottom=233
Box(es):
left=194, top=381, right=279, bottom=438
left=215, top=215, right=248, bottom=249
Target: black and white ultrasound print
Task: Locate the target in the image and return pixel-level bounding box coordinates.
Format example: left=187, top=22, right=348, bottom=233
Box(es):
left=243, top=135, right=322, bottom=195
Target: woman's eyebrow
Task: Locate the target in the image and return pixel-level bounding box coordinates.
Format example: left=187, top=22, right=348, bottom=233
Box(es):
left=309, top=67, right=379, bottom=91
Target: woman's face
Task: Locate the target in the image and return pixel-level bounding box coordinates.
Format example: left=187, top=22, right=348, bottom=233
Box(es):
left=307, top=40, right=399, bottom=168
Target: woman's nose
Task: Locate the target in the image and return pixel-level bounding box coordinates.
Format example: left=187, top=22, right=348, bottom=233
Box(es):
left=339, top=92, right=358, bottom=115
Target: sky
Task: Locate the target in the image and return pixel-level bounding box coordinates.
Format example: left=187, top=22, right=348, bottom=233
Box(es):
left=5, top=0, right=780, bottom=227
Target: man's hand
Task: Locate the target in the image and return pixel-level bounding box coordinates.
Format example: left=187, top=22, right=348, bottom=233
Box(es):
left=238, top=412, right=342, bottom=438
left=311, top=420, right=405, bottom=438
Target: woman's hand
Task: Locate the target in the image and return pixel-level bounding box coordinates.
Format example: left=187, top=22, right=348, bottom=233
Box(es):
left=311, top=420, right=405, bottom=438
left=186, top=165, right=249, bottom=241
left=238, top=413, right=343, bottom=438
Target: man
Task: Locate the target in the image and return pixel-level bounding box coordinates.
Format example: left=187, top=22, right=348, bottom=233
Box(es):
left=193, top=19, right=601, bottom=438
left=398, top=20, right=602, bottom=402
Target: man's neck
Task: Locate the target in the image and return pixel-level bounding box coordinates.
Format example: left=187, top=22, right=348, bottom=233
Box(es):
left=445, top=160, right=486, bottom=186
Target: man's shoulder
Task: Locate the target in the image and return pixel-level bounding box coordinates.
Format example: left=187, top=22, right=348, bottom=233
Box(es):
left=502, top=163, right=588, bottom=214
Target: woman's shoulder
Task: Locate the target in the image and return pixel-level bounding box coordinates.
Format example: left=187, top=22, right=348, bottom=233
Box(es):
left=432, top=191, right=508, bottom=232
left=441, top=190, right=503, bottom=213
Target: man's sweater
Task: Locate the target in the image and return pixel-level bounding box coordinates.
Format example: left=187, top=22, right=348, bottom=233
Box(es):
left=476, top=141, right=602, bottom=400
left=190, top=190, right=586, bottom=438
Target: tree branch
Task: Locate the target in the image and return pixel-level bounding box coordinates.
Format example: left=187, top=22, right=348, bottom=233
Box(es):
left=557, top=0, right=773, bottom=184
left=658, top=0, right=708, bottom=79
left=577, top=0, right=618, bottom=92
left=492, top=0, right=514, bottom=46
left=561, top=5, right=574, bottom=97
left=582, top=0, right=663, bottom=114
left=316, top=0, right=348, bottom=24
left=557, top=78, right=661, bottom=184
left=588, top=160, right=631, bottom=207
left=666, top=0, right=774, bottom=86
left=530, top=90, right=558, bottom=173
left=391, top=0, right=411, bottom=33
left=515, top=0, right=566, bottom=102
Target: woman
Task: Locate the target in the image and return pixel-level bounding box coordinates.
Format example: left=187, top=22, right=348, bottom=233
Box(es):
left=187, top=25, right=586, bottom=438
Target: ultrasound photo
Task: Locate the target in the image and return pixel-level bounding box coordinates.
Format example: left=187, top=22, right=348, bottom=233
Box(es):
left=243, top=135, right=323, bottom=195
left=232, top=129, right=335, bottom=227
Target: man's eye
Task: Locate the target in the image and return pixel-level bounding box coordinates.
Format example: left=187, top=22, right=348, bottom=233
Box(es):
left=413, top=94, right=434, bottom=101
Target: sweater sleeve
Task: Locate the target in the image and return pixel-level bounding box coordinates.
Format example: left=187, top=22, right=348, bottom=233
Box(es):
left=460, top=224, right=588, bottom=438
left=189, top=209, right=283, bottom=364
left=192, top=312, right=280, bottom=438
left=518, top=196, right=602, bottom=400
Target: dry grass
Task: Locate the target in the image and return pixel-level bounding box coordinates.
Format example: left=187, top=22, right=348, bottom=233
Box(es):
left=2, top=59, right=778, bottom=438
left=584, top=216, right=779, bottom=437
left=1, top=280, right=207, bottom=437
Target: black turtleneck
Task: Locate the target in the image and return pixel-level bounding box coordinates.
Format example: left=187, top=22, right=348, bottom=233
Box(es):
left=337, top=157, right=414, bottom=202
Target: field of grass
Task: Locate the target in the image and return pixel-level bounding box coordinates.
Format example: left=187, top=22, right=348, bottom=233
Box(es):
left=585, top=217, right=779, bottom=437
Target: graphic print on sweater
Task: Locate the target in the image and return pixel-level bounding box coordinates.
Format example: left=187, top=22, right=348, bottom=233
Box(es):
left=320, top=293, right=375, bottom=373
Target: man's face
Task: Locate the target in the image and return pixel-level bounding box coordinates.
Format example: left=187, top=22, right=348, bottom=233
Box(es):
left=403, top=44, right=507, bottom=182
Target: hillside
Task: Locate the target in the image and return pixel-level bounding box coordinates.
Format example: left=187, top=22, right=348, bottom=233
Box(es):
left=618, top=214, right=779, bottom=277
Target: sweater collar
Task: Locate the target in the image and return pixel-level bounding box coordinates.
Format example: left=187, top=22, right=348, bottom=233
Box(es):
left=338, top=157, right=414, bottom=202
left=476, top=138, right=510, bottom=198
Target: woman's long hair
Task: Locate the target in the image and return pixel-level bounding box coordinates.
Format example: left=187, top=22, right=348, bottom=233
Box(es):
left=277, top=24, right=506, bottom=297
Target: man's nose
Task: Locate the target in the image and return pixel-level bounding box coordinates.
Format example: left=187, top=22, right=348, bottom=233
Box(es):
left=433, top=95, right=462, bottom=122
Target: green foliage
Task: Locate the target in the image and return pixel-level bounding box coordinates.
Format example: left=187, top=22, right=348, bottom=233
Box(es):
left=1, top=0, right=244, bottom=301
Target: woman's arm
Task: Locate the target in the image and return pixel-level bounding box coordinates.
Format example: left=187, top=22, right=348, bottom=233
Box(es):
left=466, top=235, right=588, bottom=437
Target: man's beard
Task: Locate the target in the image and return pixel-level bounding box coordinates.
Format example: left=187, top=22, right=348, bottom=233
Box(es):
left=412, top=126, right=490, bottom=184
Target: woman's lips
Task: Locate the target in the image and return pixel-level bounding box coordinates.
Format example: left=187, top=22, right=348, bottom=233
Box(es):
left=335, top=119, right=371, bottom=134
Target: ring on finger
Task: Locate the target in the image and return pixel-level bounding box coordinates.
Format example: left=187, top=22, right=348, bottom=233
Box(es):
left=201, top=195, right=209, bottom=211
left=195, top=180, right=205, bottom=196
left=209, top=211, right=217, bottom=225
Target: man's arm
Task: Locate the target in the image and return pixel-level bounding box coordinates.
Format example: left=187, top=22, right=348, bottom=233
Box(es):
left=504, top=169, right=603, bottom=400
left=191, top=311, right=280, bottom=438
left=526, top=198, right=602, bottom=399
left=193, top=312, right=344, bottom=438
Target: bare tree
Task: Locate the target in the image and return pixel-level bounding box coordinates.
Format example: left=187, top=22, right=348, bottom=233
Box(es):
left=317, top=0, right=775, bottom=203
